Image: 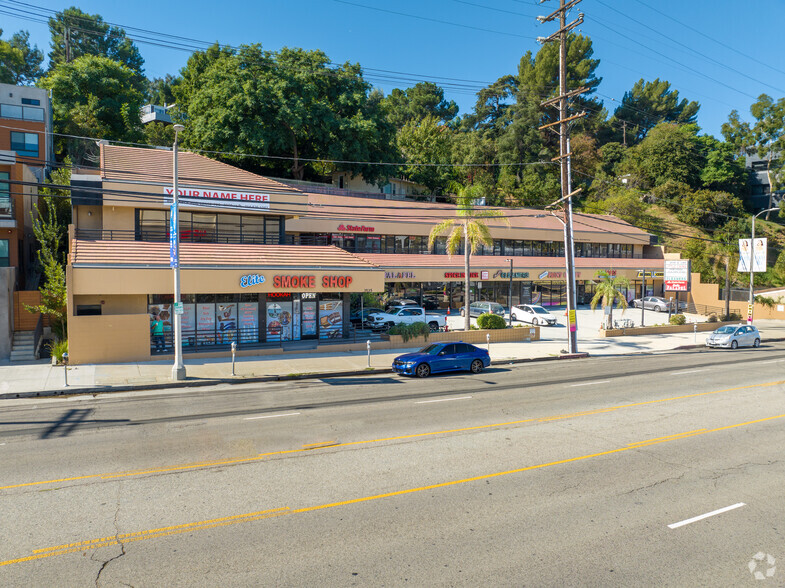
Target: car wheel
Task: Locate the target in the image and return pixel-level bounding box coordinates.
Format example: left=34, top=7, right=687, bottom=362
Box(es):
left=655, top=305, right=664, bottom=312
left=415, top=363, right=431, bottom=378
left=470, top=359, right=484, bottom=374
left=428, top=321, right=439, bottom=332
left=754, top=338, right=760, bottom=348
left=731, top=340, right=738, bottom=349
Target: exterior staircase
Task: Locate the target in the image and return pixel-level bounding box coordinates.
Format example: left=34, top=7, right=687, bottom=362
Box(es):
left=10, top=330, right=36, bottom=362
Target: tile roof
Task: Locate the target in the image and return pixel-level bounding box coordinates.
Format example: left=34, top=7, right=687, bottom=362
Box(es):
left=100, top=144, right=303, bottom=194
left=299, top=192, right=652, bottom=240
left=355, top=253, right=664, bottom=270
left=71, top=240, right=380, bottom=270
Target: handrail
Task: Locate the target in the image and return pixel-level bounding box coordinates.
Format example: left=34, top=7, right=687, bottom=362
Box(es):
left=33, top=312, right=44, bottom=360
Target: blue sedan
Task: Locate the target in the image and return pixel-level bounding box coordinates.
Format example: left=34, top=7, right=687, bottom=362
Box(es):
left=392, top=342, right=491, bottom=378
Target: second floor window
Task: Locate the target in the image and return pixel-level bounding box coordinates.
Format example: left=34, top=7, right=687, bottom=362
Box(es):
left=10, top=132, right=38, bottom=157
left=0, top=172, right=10, bottom=217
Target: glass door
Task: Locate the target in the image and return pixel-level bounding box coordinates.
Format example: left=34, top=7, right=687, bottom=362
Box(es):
left=301, top=300, right=318, bottom=339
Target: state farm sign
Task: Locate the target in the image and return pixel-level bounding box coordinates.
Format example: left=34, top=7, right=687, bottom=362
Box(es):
left=337, top=224, right=375, bottom=232
left=163, top=187, right=271, bottom=210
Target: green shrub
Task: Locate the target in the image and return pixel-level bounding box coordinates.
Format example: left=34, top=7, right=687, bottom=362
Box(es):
left=477, top=313, right=507, bottom=330
left=669, top=314, right=686, bottom=325
left=720, top=312, right=741, bottom=322
left=707, top=314, right=718, bottom=323
left=387, top=321, right=430, bottom=342
left=48, top=339, right=68, bottom=364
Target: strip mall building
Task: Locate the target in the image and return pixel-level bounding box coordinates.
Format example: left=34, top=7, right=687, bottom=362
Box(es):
left=67, top=145, right=664, bottom=364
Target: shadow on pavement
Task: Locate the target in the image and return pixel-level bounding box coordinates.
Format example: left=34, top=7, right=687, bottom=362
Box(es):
left=0, top=409, right=131, bottom=439
left=320, top=377, right=403, bottom=386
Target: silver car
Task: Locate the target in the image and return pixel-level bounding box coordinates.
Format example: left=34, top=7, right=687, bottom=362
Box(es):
left=631, top=296, right=685, bottom=312
left=705, top=324, right=761, bottom=349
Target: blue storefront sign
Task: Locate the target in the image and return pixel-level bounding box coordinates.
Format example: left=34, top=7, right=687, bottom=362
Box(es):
left=169, top=203, right=179, bottom=268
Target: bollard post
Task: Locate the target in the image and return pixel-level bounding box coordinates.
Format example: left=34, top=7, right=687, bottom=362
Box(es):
left=486, top=333, right=490, bottom=353
left=693, top=323, right=697, bottom=344
left=62, top=352, right=69, bottom=387
left=231, top=341, right=237, bottom=376
left=366, top=340, right=371, bottom=368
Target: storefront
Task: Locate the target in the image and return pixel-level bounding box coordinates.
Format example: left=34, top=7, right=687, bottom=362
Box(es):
left=365, top=261, right=666, bottom=310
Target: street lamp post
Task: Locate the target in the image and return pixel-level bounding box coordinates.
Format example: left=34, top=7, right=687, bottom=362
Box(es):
left=171, top=124, right=186, bottom=381
left=505, top=258, right=513, bottom=327
left=748, top=207, right=779, bottom=324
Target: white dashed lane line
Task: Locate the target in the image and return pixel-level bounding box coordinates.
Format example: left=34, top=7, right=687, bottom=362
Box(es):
left=569, top=380, right=610, bottom=388
left=668, top=503, right=746, bottom=529
left=416, top=396, right=472, bottom=404
left=244, top=412, right=301, bottom=420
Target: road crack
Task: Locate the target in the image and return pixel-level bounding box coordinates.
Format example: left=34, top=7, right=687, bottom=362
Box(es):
left=95, top=482, right=126, bottom=587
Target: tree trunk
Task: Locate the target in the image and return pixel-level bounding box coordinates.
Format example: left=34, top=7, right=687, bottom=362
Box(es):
left=606, top=296, right=613, bottom=330
left=724, top=256, right=731, bottom=318
left=464, top=224, right=471, bottom=332
left=290, top=129, right=304, bottom=181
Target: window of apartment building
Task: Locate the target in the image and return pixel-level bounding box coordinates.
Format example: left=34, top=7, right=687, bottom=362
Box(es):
left=0, top=172, right=10, bottom=216
left=1, top=104, right=44, bottom=121
left=0, top=239, right=9, bottom=267
left=136, top=209, right=282, bottom=244
left=10, top=132, right=39, bottom=157
left=21, top=98, right=41, bottom=106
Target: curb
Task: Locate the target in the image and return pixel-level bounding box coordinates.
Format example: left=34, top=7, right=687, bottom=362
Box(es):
left=673, top=335, right=785, bottom=351
left=0, top=352, right=592, bottom=400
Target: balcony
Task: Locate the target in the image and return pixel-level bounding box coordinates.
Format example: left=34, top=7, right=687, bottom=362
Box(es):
left=0, top=196, right=14, bottom=224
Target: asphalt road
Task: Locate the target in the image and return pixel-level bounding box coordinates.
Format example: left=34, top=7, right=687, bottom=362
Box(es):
left=2, top=343, right=785, bottom=586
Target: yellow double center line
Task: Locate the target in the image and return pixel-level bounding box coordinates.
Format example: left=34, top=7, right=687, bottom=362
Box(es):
left=3, top=410, right=785, bottom=568
left=2, top=379, right=784, bottom=492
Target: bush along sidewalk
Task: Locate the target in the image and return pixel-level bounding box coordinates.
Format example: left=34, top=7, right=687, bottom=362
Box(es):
left=477, top=313, right=507, bottom=329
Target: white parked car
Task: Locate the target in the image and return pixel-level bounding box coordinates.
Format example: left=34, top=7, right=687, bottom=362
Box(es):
left=365, top=306, right=446, bottom=332
left=511, top=304, right=557, bottom=326
left=705, top=324, right=761, bottom=349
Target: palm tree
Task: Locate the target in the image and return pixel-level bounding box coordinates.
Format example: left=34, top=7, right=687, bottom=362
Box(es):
left=428, top=184, right=508, bottom=331
left=590, top=270, right=631, bottom=329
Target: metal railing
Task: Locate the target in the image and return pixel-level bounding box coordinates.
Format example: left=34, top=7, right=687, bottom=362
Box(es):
left=75, top=228, right=281, bottom=245
left=0, top=197, right=13, bottom=218
left=33, top=313, right=44, bottom=360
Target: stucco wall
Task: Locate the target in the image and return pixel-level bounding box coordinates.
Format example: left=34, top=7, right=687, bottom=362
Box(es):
left=68, top=313, right=151, bottom=364
left=688, top=272, right=785, bottom=320
left=0, top=266, right=15, bottom=360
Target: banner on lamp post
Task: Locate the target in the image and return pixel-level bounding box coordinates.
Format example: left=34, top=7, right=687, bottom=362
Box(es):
left=738, top=238, right=767, bottom=272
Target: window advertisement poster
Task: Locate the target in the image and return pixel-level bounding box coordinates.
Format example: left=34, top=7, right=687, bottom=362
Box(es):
left=302, top=300, right=317, bottom=337
left=738, top=238, right=767, bottom=272
left=197, top=303, right=216, bottom=345
left=238, top=303, right=259, bottom=343
left=292, top=299, right=301, bottom=341
left=148, top=303, right=172, bottom=349
left=319, top=299, right=343, bottom=339
left=182, top=304, right=196, bottom=346
left=216, top=303, right=237, bottom=344
left=266, top=302, right=293, bottom=342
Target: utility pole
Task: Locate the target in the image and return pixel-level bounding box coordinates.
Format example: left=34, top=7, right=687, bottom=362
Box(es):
left=537, top=0, right=585, bottom=354
left=622, top=120, right=627, bottom=147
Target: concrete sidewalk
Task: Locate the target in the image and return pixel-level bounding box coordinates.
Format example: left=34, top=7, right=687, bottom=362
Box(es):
left=3, top=316, right=784, bottom=398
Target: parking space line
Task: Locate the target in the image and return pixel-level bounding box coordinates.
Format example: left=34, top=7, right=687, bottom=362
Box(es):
left=416, top=396, right=472, bottom=404
left=667, top=502, right=746, bottom=529
left=569, top=380, right=610, bottom=387
left=244, top=412, right=300, bottom=420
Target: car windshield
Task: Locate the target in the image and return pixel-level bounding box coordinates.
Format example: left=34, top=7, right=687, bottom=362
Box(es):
left=714, top=326, right=736, bottom=334
left=490, top=304, right=504, bottom=312
left=418, top=344, right=442, bottom=355
left=533, top=307, right=549, bottom=314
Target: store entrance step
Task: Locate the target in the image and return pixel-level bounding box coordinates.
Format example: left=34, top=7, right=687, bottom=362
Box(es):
left=282, top=340, right=319, bottom=351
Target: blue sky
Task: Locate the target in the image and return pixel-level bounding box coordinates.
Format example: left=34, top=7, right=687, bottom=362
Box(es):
left=3, top=0, right=784, bottom=138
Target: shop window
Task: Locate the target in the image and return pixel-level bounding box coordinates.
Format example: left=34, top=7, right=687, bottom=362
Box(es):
left=395, top=235, right=409, bottom=254
left=0, top=171, right=10, bottom=217
left=265, top=217, right=280, bottom=244
left=242, top=215, right=266, bottom=243
left=76, top=305, right=102, bottom=316
left=434, top=236, right=447, bottom=255
left=216, top=214, right=240, bottom=243
left=10, top=131, right=38, bottom=157
left=0, top=239, right=8, bottom=267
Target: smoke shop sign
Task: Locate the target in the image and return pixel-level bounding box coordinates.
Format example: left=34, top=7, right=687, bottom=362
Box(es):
left=240, top=274, right=266, bottom=288
left=271, top=275, right=354, bottom=289
left=164, top=187, right=271, bottom=210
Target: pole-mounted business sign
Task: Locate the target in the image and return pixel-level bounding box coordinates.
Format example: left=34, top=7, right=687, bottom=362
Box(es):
left=738, top=238, right=767, bottom=272
left=664, top=260, right=691, bottom=292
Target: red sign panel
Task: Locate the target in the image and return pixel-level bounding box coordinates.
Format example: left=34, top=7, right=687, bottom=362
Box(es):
left=664, top=280, right=689, bottom=292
